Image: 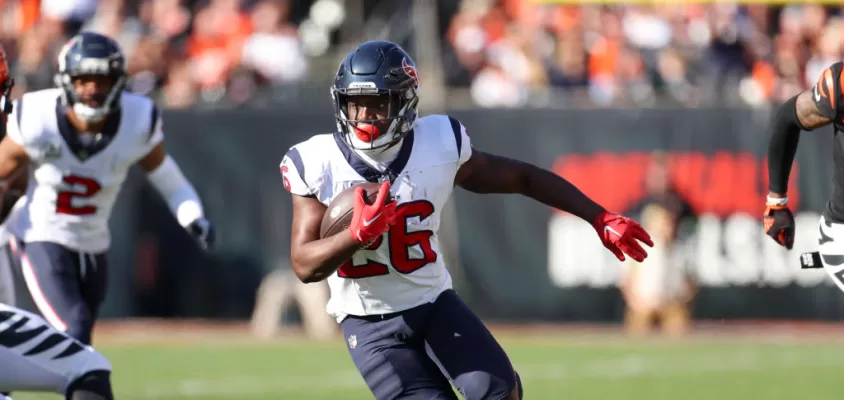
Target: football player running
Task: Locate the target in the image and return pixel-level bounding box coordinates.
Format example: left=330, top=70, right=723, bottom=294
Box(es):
left=0, top=43, right=115, bottom=400
left=281, top=41, right=653, bottom=400
left=0, top=31, right=214, bottom=346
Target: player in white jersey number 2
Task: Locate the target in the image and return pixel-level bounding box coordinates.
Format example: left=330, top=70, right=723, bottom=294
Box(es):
left=0, top=31, right=214, bottom=347
left=281, top=41, right=655, bottom=400
left=0, top=43, right=115, bottom=400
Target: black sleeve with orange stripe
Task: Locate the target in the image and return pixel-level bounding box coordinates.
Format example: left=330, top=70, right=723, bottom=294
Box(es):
left=811, top=61, right=844, bottom=121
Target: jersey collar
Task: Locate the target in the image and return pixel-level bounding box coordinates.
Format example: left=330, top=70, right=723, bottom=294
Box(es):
left=55, top=99, right=121, bottom=162
left=333, top=130, right=414, bottom=183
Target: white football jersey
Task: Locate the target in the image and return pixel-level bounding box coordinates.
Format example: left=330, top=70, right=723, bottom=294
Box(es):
left=281, top=114, right=472, bottom=321
left=4, top=88, right=163, bottom=253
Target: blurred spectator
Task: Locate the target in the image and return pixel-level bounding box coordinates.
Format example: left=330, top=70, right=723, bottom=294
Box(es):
left=241, top=0, right=308, bottom=85
left=12, top=29, right=55, bottom=96
left=621, top=153, right=698, bottom=338
left=82, top=0, right=144, bottom=60
left=161, top=59, right=197, bottom=109
left=40, top=0, right=97, bottom=35
left=187, top=0, right=252, bottom=95
left=143, top=0, right=192, bottom=43
left=126, top=35, right=169, bottom=96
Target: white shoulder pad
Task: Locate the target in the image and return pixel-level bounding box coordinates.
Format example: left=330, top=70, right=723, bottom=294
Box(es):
left=419, top=114, right=472, bottom=166
left=121, top=93, right=163, bottom=151
left=6, top=89, right=62, bottom=157
left=447, top=115, right=472, bottom=166
left=280, top=134, right=333, bottom=196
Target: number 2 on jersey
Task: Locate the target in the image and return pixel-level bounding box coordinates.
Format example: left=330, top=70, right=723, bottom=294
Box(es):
left=56, top=175, right=102, bottom=215
left=338, top=201, right=437, bottom=279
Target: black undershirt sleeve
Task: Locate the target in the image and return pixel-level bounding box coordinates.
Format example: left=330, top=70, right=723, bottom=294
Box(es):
left=768, top=61, right=843, bottom=194
left=767, top=95, right=803, bottom=194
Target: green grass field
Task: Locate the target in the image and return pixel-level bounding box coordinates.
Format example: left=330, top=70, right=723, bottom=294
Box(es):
left=11, top=322, right=844, bottom=400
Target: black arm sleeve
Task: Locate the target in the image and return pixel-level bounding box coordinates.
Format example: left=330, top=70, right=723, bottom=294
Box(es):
left=768, top=61, right=844, bottom=194
left=767, top=95, right=803, bottom=194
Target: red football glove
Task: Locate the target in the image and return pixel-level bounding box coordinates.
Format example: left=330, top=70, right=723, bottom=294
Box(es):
left=593, top=211, right=654, bottom=262
left=348, top=181, right=398, bottom=245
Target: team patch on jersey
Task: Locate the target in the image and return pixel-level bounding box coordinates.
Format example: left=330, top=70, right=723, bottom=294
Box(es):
left=34, top=140, right=63, bottom=159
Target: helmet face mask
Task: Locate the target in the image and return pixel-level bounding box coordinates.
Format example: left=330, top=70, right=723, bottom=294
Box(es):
left=334, top=88, right=419, bottom=151
left=331, top=41, right=420, bottom=153
left=55, top=32, right=128, bottom=124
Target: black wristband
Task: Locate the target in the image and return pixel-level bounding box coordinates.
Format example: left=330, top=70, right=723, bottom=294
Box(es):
left=767, top=95, right=803, bottom=194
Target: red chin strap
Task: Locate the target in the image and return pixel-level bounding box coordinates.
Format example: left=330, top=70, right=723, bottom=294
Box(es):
left=353, top=123, right=381, bottom=143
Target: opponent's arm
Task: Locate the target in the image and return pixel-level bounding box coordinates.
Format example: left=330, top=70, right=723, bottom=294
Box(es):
left=0, top=96, right=30, bottom=191
left=763, top=61, right=842, bottom=249
left=139, top=141, right=214, bottom=250
left=289, top=194, right=369, bottom=283
left=0, top=136, right=29, bottom=190
left=767, top=91, right=832, bottom=198
left=0, top=78, right=27, bottom=217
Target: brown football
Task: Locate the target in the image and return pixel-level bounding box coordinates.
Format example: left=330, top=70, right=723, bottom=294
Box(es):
left=320, top=182, right=390, bottom=239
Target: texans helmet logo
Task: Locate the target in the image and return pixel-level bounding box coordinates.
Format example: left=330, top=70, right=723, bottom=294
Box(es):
left=402, top=57, right=419, bottom=85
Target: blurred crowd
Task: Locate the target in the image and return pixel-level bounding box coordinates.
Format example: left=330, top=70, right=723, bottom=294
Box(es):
left=3, top=0, right=844, bottom=110
left=444, top=0, right=844, bottom=108
left=0, top=0, right=309, bottom=108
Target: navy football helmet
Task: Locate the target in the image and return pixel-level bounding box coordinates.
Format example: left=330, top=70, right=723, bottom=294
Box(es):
left=331, top=41, right=420, bottom=152
left=55, top=32, right=127, bottom=123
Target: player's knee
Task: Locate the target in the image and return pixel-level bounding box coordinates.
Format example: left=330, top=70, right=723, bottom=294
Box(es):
left=457, top=371, right=514, bottom=400
left=65, top=370, right=113, bottom=400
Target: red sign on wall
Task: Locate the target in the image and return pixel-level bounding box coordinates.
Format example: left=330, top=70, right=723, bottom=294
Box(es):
left=551, top=151, right=800, bottom=217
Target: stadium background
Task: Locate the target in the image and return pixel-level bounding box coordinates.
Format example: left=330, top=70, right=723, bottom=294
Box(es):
left=5, top=0, right=844, bottom=399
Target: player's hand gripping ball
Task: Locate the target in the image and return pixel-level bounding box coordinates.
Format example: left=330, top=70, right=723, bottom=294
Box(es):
left=320, top=181, right=398, bottom=245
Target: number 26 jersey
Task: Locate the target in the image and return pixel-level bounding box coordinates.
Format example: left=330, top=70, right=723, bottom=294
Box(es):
left=281, top=114, right=472, bottom=321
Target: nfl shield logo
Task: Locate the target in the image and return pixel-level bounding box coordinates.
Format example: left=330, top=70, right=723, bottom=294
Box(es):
left=348, top=334, right=357, bottom=349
